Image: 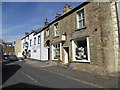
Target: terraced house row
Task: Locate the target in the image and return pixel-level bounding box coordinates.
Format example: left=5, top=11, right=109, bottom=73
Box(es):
left=18, top=1, right=120, bottom=76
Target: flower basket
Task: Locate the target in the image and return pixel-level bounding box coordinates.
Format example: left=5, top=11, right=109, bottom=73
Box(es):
left=57, top=58, right=62, bottom=66
left=67, top=57, right=73, bottom=70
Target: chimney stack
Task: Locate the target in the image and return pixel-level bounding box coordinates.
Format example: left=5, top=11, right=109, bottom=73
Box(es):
left=44, top=18, right=49, bottom=26
left=55, top=13, right=61, bottom=19
left=25, top=32, right=29, bottom=37
left=63, top=4, right=72, bottom=14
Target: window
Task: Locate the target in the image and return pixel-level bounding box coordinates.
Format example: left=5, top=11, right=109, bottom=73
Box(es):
left=53, top=43, right=60, bottom=59
left=72, top=37, right=90, bottom=62
left=34, top=37, right=36, bottom=45
left=28, top=36, right=29, bottom=40
left=23, top=43, right=24, bottom=48
left=38, top=35, right=40, bottom=44
left=46, top=29, right=50, bottom=37
left=77, top=9, right=85, bottom=28
left=75, top=39, right=88, bottom=60
left=30, top=39, right=32, bottom=46
left=54, top=23, right=59, bottom=37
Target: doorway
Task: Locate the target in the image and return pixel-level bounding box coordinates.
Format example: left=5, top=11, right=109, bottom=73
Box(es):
left=63, top=47, right=69, bottom=64
left=46, top=40, right=50, bottom=60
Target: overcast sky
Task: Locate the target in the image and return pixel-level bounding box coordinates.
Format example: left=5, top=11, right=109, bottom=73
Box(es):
left=2, top=2, right=81, bottom=42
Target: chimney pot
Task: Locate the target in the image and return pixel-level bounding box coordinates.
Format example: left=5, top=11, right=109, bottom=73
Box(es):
left=63, top=4, right=72, bottom=14
left=44, top=18, right=49, bottom=26
left=55, top=13, right=61, bottom=19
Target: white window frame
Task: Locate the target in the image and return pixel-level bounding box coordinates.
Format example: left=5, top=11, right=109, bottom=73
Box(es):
left=46, top=29, right=50, bottom=37
left=77, top=9, right=85, bottom=29
left=54, top=23, right=59, bottom=37
left=34, top=37, right=36, bottom=45
left=72, top=37, right=90, bottom=62
left=52, top=43, right=62, bottom=60
left=38, top=35, right=41, bottom=44
left=30, top=39, right=32, bottom=46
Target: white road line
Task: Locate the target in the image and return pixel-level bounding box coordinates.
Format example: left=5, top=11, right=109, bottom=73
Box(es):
left=21, top=71, right=44, bottom=87
left=40, top=65, right=52, bottom=67
left=42, top=68, right=105, bottom=88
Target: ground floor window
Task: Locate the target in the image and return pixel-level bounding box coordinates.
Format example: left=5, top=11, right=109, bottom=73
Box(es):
left=52, top=43, right=60, bottom=60
left=72, top=37, right=90, bottom=62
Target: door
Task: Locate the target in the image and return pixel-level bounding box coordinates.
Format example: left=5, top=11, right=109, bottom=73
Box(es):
left=48, top=48, right=50, bottom=60
left=63, top=47, right=69, bottom=64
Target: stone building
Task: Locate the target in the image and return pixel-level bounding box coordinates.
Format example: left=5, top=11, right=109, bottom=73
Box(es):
left=44, top=2, right=120, bottom=76
left=3, top=41, right=14, bottom=55
left=0, top=39, right=3, bottom=61
left=15, top=39, right=22, bottom=57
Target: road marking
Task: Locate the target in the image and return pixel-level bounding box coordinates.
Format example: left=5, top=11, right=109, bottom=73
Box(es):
left=40, top=65, right=52, bottom=67
left=42, top=68, right=105, bottom=88
left=21, top=71, right=44, bottom=87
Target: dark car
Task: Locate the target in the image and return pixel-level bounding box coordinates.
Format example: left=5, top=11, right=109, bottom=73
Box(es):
left=4, top=55, right=10, bottom=61
left=9, top=55, right=18, bottom=61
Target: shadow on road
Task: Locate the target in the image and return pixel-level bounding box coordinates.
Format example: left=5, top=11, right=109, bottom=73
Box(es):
left=2, top=63, right=21, bottom=84
left=2, top=82, right=58, bottom=90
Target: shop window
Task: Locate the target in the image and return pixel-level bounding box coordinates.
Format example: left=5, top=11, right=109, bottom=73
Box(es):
left=73, top=37, right=89, bottom=61
left=53, top=43, right=60, bottom=59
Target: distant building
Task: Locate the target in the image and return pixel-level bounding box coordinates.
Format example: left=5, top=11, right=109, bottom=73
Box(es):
left=15, top=39, right=22, bottom=57
left=0, top=39, right=3, bottom=61
left=3, top=41, right=14, bottom=55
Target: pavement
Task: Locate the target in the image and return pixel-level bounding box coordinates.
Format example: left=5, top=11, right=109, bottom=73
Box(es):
left=23, top=59, right=119, bottom=89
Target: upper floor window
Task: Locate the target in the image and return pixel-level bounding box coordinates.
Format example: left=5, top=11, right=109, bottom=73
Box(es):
left=46, top=29, right=50, bottom=37
left=30, top=39, right=32, bottom=46
left=77, top=9, right=85, bottom=29
left=54, top=23, right=59, bottom=37
left=38, top=35, right=41, bottom=44
left=34, top=37, right=36, bottom=45
left=28, top=36, right=29, bottom=40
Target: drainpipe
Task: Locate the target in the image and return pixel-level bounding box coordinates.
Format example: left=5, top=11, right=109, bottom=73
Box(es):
left=115, top=1, right=120, bottom=47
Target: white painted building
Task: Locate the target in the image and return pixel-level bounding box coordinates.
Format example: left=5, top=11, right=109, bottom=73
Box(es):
left=21, top=28, right=48, bottom=61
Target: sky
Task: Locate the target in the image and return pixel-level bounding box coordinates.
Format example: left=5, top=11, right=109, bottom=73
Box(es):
left=2, top=2, right=82, bottom=42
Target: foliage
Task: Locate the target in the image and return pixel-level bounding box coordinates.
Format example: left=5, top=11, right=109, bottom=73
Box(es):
left=58, top=58, right=62, bottom=62
left=68, top=57, right=72, bottom=64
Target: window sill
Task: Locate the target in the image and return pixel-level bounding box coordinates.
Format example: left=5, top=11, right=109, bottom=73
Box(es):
left=72, top=60, right=90, bottom=63
left=75, top=26, right=87, bottom=31
left=54, top=35, right=59, bottom=38
left=52, top=59, right=58, bottom=61
left=46, top=35, right=50, bottom=37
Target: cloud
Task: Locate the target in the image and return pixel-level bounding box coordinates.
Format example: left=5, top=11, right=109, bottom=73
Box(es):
left=2, top=23, right=27, bottom=35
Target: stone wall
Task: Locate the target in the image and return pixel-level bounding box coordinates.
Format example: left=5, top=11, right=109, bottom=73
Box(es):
left=44, top=2, right=119, bottom=76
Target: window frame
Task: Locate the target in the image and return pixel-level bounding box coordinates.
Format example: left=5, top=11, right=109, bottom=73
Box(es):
left=77, top=9, right=85, bottom=29
left=54, top=23, right=59, bottom=37
left=52, top=43, right=62, bottom=60
left=30, top=39, right=32, bottom=46
left=34, top=37, right=36, bottom=45
left=46, top=29, right=50, bottom=37
left=72, top=37, right=90, bottom=62
left=38, top=35, right=41, bottom=44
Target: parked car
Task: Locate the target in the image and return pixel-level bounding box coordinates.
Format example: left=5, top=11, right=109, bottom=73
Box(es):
left=4, top=55, right=10, bottom=61
left=9, top=55, right=18, bottom=61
